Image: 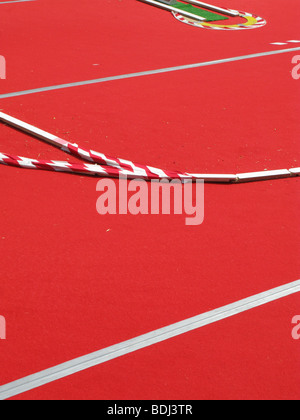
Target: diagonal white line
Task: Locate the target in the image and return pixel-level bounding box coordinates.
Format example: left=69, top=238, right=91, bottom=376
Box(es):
left=0, top=0, right=36, bottom=4
left=0, top=279, right=299, bottom=400
left=0, top=47, right=300, bottom=99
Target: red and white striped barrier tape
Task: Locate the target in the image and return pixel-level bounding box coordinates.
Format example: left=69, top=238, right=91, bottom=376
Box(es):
left=0, top=112, right=299, bottom=183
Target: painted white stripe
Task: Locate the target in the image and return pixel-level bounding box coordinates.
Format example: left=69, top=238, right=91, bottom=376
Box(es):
left=0, top=0, right=36, bottom=4
left=1, top=47, right=300, bottom=99
left=271, top=40, right=300, bottom=46
left=0, top=279, right=299, bottom=400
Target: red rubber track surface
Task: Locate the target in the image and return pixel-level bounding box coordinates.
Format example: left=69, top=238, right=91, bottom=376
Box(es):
left=0, top=0, right=299, bottom=400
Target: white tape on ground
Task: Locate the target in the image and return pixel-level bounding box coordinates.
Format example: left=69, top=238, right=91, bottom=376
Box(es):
left=0, top=279, right=299, bottom=400
left=1, top=47, right=300, bottom=99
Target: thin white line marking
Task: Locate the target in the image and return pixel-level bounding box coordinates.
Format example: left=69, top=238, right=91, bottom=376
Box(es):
left=0, top=47, right=300, bottom=99
left=271, top=40, right=300, bottom=46
left=0, top=279, right=299, bottom=400
left=0, top=0, right=36, bottom=4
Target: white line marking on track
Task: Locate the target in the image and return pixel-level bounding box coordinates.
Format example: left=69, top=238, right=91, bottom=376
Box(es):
left=0, top=0, right=36, bottom=4
left=0, top=279, right=299, bottom=400
left=0, top=47, right=300, bottom=99
left=271, top=40, right=300, bottom=46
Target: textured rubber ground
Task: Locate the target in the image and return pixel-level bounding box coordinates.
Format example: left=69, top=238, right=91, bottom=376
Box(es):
left=0, top=0, right=299, bottom=400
